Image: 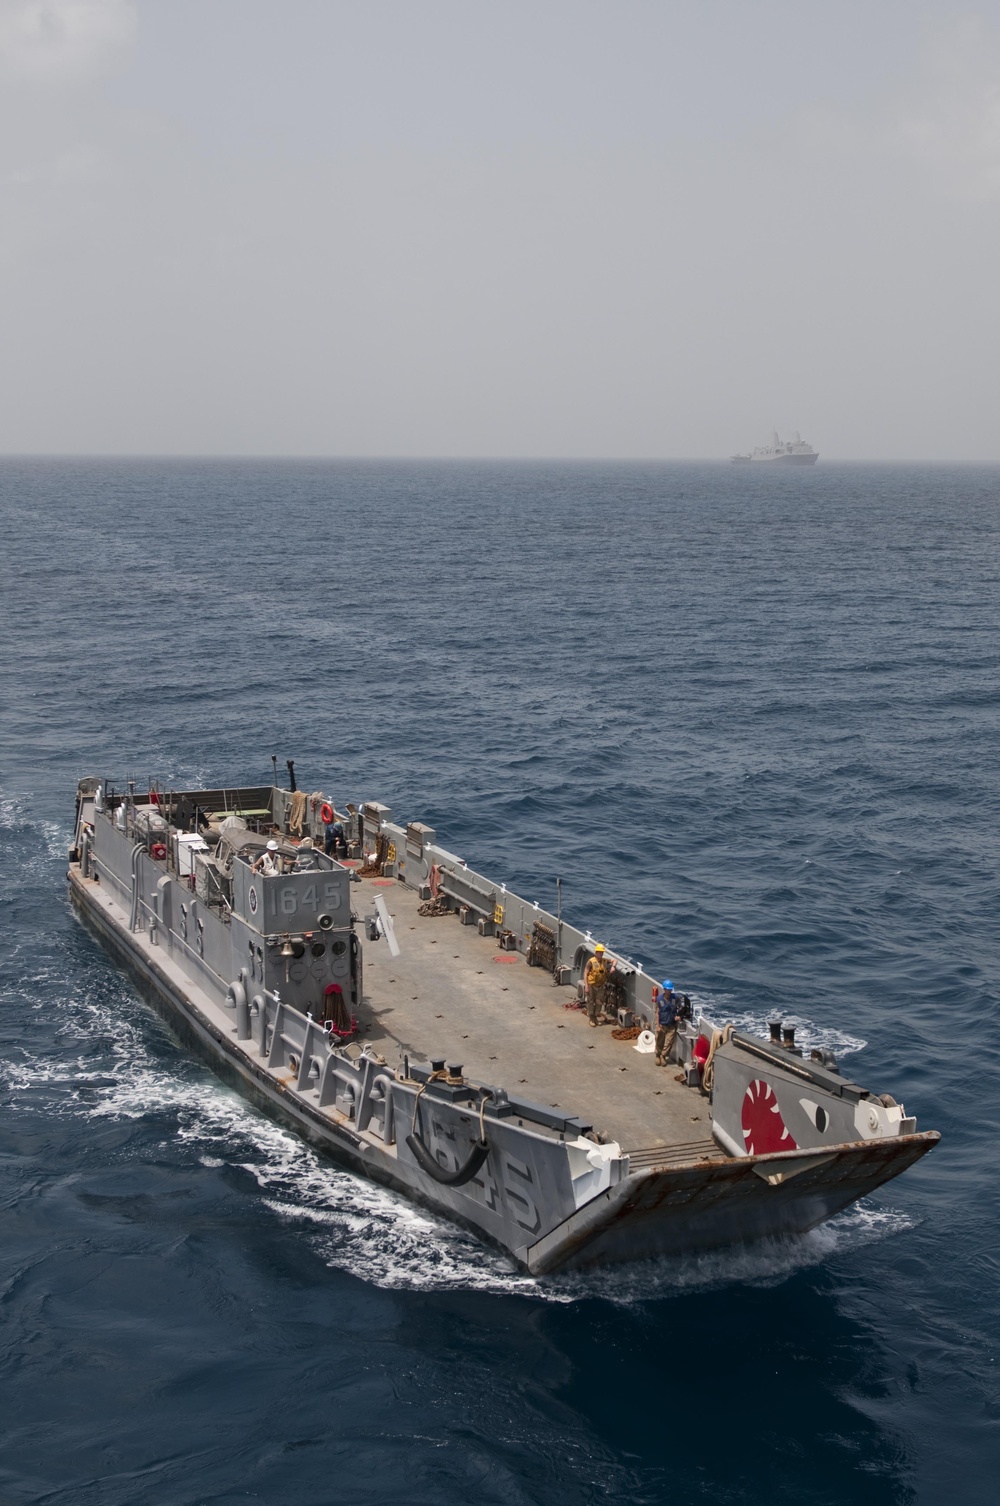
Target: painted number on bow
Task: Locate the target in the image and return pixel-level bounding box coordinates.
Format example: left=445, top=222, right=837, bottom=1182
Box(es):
left=502, top=1154, right=541, bottom=1233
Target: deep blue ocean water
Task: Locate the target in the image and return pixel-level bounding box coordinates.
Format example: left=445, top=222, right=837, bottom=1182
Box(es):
left=0, top=458, right=998, bottom=1505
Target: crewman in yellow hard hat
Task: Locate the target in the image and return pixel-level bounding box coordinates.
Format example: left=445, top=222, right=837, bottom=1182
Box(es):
left=583, top=944, right=610, bottom=1027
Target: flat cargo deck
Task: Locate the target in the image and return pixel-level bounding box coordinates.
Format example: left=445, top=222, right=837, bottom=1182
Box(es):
left=355, top=874, right=722, bottom=1158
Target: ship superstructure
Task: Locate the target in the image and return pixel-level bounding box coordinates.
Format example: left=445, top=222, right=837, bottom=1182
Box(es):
left=67, top=772, right=936, bottom=1273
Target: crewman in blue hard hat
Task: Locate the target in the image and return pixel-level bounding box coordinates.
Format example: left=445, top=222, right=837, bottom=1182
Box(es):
left=655, top=979, right=680, bottom=1066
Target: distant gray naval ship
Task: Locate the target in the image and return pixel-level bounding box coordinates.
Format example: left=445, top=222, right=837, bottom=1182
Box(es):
left=732, top=430, right=819, bottom=465
left=68, top=766, right=936, bottom=1273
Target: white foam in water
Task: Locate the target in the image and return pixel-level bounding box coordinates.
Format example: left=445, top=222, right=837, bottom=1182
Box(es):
left=567, top=1203, right=916, bottom=1307
left=0, top=795, right=71, bottom=872
left=255, top=1166, right=914, bottom=1306
left=732, top=1012, right=866, bottom=1058
left=690, top=996, right=867, bottom=1059
left=251, top=1134, right=914, bottom=1302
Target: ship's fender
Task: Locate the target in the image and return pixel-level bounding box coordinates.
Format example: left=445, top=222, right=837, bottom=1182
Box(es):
left=405, top=1086, right=492, bottom=1187
left=406, top=1130, right=489, bottom=1187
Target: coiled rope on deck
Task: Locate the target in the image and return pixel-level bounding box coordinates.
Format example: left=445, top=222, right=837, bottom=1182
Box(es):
left=358, top=832, right=391, bottom=877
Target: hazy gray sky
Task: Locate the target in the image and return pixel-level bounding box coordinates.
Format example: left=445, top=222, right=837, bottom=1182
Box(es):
left=1, top=0, right=998, bottom=459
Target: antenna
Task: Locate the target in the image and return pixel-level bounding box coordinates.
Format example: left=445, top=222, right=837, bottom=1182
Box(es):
left=555, top=876, right=563, bottom=977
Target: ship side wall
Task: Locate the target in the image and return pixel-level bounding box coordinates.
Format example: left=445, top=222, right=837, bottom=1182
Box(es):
left=69, top=851, right=608, bottom=1266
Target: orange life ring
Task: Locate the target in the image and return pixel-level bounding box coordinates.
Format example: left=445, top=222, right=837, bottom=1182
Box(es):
left=150, top=842, right=167, bottom=861
left=320, top=802, right=335, bottom=825
left=429, top=863, right=441, bottom=899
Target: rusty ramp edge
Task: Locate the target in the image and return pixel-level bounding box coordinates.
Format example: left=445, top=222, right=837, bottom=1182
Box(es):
left=522, top=1131, right=940, bottom=1275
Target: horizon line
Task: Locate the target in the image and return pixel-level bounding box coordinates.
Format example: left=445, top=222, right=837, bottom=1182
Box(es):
left=1, top=452, right=999, bottom=466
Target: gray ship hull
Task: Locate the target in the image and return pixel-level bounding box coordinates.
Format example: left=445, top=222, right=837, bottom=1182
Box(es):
left=731, top=451, right=819, bottom=466
left=753, top=451, right=818, bottom=464
left=67, top=778, right=937, bottom=1274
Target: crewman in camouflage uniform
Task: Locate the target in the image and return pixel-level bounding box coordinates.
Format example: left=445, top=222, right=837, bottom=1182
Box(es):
left=584, top=944, right=610, bottom=1027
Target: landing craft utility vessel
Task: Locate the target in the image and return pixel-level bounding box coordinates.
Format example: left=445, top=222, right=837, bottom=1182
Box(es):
left=68, top=770, right=938, bottom=1273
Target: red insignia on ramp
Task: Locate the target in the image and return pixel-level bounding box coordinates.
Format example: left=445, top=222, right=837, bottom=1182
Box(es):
left=741, top=1078, right=797, bottom=1156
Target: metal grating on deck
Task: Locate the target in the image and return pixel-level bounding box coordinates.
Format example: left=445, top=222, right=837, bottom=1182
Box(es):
left=626, top=1139, right=723, bottom=1170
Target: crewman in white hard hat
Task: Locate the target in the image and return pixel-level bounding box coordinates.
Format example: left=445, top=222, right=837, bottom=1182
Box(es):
left=252, top=838, right=283, bottom=876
